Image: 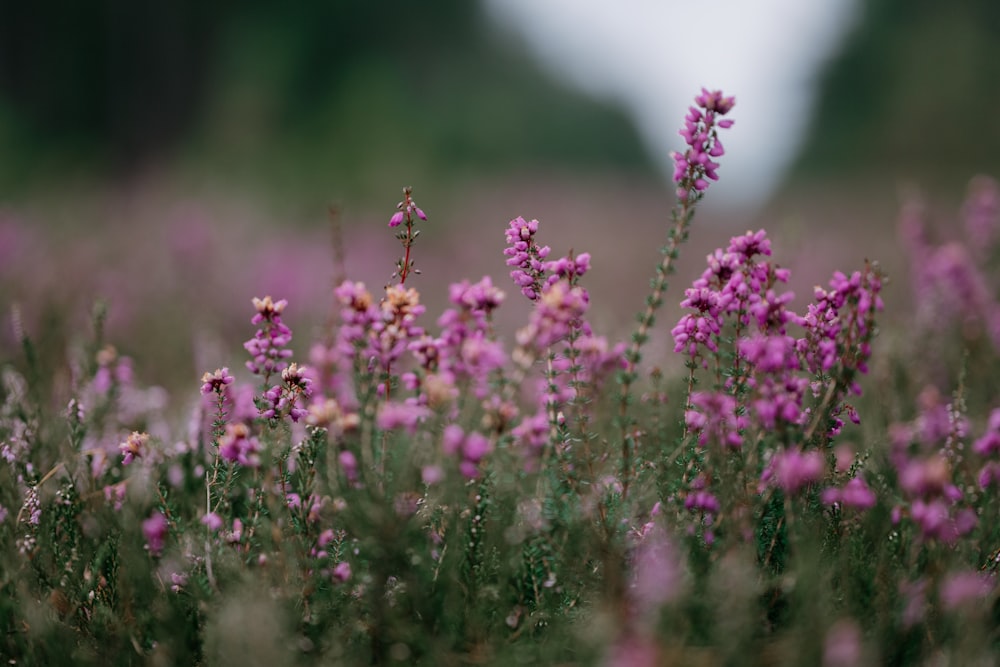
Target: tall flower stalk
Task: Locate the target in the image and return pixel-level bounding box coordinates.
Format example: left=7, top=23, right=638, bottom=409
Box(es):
left=618, top=88, right=736, bottom=497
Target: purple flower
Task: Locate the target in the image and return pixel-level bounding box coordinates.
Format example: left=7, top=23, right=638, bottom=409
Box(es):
left=390, top=187, right=426, bottom=227
left=217, top=423, right=261, bottom=467
left=440, top=425, right=493, bottom=477
left=338, top=450, right=358, bottom=482
left=684, top=490, right=720, bottom=515
left=671, top=284, right=724, bottom=360
left=332, top=561, right=351, bottom=582
left=762, top=448, right=825, bottom=495
left=143, top=512, right=169, bottom=556
left=201, top=512, right=224, bottom=532
left=519, top=280, right=590, bottom=349
left=940, top=570, right=994, bottom=611
left=377, top=401, right=430, bottom=433
left=823, top=619, right=862, bottom=667
left=503, top=216, right=551, bottom=301
left=200, top=367, right=234, bottom=396
left=962, top=176, right=1000, bottom=255
left=544, top=252, right=591, bottom=286
left=628, top=524, right=683, bottom=616
left=244, top=296, right=294, bottom=378
left=898, top=455, right=953, bottom=498
left=685, top=391, right=745, bottom=449
left=462, top=432, right=492, bottom=464
left=442, top=424, right=464, bottom=456
left=119, top=431, right=149, bottom=466
left=511, top=410, right=550, bottom=454
left=260, top=363, right=314, bottom=422
left=670, top=88, right=735, bottom=199
left=821, top=477, right=877, bottom=510
left=422, top=465, right=444, bottom=485
left=973, top=408, right=1000, bottom=456
left=449, top=276, right=506, bottom=314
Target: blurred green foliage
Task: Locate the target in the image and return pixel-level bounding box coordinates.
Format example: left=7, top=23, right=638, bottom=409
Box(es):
left=792, top=0, right=1000, bottom=187
left=0, top=1, right=653, bottom=203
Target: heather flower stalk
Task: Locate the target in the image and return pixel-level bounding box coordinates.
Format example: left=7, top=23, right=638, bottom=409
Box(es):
left=244, top=295, right=294, bottom=386
left=504, top=216, right=551, bottom=301
left=389, top=186, right=426, bottom=285
left=618, top=88, right=735, bottom=497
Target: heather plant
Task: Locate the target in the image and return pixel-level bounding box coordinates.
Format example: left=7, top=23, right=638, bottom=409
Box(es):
left=2, top=89, right=1000, bottom=666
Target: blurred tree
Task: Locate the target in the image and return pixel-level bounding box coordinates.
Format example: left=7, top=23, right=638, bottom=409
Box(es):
left=790, top=0, right=1000, bottom=187
left=0, top=0, right=653, bottom=198
left=0, top=0, right=221, bottom=172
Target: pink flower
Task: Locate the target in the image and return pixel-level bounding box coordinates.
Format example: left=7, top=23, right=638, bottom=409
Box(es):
left=338, top=450, right=358, bottom=482
left=201, top=512, right=223, bottom=532
left=244, top=296, right=294, bottom=378
left=940, top=571, right=994, bottom=611
left=762, top=448, right=824, bottom=495
left=119, top=431, right=149, bottom=466
left=503, top=216, right=551, bottom=301
left=629, top=524, right=683, bottom=616
left=200, top=367, right=234, bottom=395
left=422, top=465, right=444, bottom=485
left=217, top=423, right=260, bottom=467
left=821, top=477, right=876, bottom=510
left=670, top=88, right=735, bottom=198
left=823, top=619, right=862, bottom=667
left=377, top=401, right=430, bottom=433
left=143, top=512, right=169, bottom=556
left=332, top=561, right=351, bottom=582
left=462, top=432, right=492, bottom=463
left=389, top=187, right=426, bottom=227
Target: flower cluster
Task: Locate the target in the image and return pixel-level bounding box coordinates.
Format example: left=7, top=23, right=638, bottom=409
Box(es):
left=672, top=229, right=790, bottom=364
left=217, top=422, right=261, bottom=466
left=900, top=181, right=1000, bottom=354
left=426, top=277, right=507, bottom=400
left=200, top=367, right=234, bottom=395
left=118, top=430, right=149, bottom=465
left=684, top=391, right=745, bottom=448
left=760, top=447, right=825, bottom=495
left=244, top=296, right=294, bottom=379
left=504, top=216, right=551, bottom=300
left=520, top=280, right=590, bottom=350
left=261, top=362, right=314, bottom=422
left=334, top=281, right=427, bottom=397
left=442, top=424, right=494, bottom=478
left=670, top=87, right=735, bottom=198
left=821, top=476, right=876, bottom=510
left=889, top=397, right=978, bottom=544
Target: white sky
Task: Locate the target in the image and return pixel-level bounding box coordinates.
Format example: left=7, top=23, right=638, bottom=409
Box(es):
left=483, top=0, right=860, bottom=209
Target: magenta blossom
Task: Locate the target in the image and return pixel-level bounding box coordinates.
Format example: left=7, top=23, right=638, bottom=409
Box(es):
left=119, top=431, right=149, bottom=466
left=670, top=88, right=735, bottom=199
left=200, top=367, right=234, bottom=396
left=821, top=477, right=877, bottom=510
left=762, top=448, right=825, bottom=495
left=504, top=216, right=551, bottom=301
left=143, top=512, right=169, bottom=556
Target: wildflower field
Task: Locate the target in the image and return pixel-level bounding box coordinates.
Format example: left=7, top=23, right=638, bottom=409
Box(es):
left=3, top=89, right=1000, bottom=666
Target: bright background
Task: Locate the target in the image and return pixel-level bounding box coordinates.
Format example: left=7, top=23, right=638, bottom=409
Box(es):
left=1, top=0, right=998, bottom=393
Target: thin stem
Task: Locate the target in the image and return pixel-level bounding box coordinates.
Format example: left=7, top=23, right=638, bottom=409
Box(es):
left=618, top=194, right=700, bottom=498
left=399, top=218, right=414, bottom=285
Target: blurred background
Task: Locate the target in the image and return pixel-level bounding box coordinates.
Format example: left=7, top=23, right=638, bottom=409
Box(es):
left=1, top=0, right=998, bottom=396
